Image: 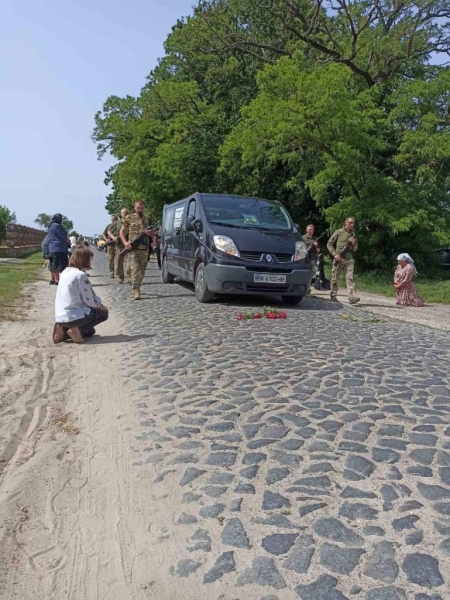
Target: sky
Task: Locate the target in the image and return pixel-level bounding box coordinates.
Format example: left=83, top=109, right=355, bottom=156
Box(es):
left=0, top=0, right=195, bottom=236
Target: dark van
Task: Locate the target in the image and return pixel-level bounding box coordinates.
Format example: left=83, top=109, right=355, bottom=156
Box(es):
left=161, top=193, right=312, bottom=304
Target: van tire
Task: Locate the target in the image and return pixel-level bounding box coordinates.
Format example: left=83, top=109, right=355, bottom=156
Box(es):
left=162, top=257, right=175, bottom=284
left=282, top=295, right=303, bottom=305
left=195, top=263, right=214, bottom=303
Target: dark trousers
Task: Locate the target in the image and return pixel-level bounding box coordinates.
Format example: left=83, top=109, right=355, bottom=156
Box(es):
left=155, top=248, right=161, bottom=268
left=58, top=308, right=108, bottom=337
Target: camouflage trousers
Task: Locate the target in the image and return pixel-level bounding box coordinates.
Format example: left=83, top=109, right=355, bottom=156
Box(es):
left=129, top=249, right=148, bottom=290
left=107, top=244, right=117, bottom=275
left=330, top=258, right=357, bottom=298
left=116, top=250, right=131, bottom=282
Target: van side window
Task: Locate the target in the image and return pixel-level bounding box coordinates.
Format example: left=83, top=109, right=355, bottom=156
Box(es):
left=188, top=200, right=197, bottom=220
left=163, top=208, right=175, bottom=233
left=173, top=206, right=185, bottom=230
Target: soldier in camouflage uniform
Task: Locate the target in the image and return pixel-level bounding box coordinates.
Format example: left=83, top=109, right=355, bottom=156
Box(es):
left=120, top=200, right=152, bottom=300
left=327, top=217, right=360, bottom=304
left=103, top=215, right=119, bottom=278
left=115, top=208, right=131, bottom=284
left=302, top=224, right=319, bottom=284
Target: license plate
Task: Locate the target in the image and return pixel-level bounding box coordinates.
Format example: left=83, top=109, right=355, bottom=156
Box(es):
left=253, top=273, right=286, bottom=284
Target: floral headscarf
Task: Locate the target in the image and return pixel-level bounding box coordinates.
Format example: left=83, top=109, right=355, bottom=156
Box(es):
left=397, top=253, right=418, bottom=276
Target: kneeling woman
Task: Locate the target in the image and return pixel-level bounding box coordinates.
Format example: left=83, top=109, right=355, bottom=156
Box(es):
left=393, top=253, right=424, bottom=307
left=53, top=246, right=108, bottom=343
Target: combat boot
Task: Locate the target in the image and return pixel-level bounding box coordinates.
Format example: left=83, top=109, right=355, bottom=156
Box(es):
left=118, top=279, right=124, bottom=284
left=132, top=289, right=141, bottom=300
left=330, top=296, right=338, bottom=302
left=348, top=296, right=360, bottom=304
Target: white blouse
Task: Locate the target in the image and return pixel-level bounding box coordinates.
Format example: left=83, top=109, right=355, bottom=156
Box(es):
left=55, top=267, right=102, bottom=323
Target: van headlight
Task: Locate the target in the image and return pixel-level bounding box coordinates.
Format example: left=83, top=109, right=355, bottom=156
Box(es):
left=293, top=241, right=308, bottom=261
left=213, top=235, right=240, bottom=257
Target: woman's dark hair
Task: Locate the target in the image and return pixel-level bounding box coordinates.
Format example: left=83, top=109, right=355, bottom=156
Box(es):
left=69, top=246, right=93, bottom=270
left=51, top=213, right=63, bottom=225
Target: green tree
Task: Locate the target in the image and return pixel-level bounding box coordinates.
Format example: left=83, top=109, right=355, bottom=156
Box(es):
left=92, top=0, right=450, bottom=268
left=34, top=213, right=51, bottom=230
left=61, top=216, right=74, bottom=232
left=0, top=205, right=17, bottom=245
left=92, top=3, right=265, bottom=217
left=215, top=0, right=450, bottom=267
left=35, top=213, right=74, bottom=232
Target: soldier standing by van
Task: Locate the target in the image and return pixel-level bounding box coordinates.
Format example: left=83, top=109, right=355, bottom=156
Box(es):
left=115, top=207, right=130, bottom=284
left=327, top=217, right=360, bottom=304
left=103, top=215, right=118, bottom=278
left=302, top=224, right=320, bottom=279
left=120, top=200, right=152, bottom=300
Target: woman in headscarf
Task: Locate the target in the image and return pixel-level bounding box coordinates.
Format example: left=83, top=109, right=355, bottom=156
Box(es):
left=393, top=253, right=424, bottom=307
left=47, top=214, right=69, bottom=283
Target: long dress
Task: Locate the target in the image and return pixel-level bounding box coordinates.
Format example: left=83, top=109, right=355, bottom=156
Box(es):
left=394, top=263, right=424, bottom=307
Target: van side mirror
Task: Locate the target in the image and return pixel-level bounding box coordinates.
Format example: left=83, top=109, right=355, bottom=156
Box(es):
left=186, top=215, right=195, bottom=231
left=186, top=217, right=202, bottom=233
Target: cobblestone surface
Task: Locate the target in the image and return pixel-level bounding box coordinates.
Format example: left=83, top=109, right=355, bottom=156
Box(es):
left=95, top=257, right=450, bottom=599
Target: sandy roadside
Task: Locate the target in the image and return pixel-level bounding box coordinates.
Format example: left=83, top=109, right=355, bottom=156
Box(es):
left=310, top=288, right=450, bottom=332
left=0, top=272, right=210, bottom=600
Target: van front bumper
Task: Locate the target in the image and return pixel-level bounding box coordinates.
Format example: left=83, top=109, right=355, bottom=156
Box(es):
left=205, top=263, right=311, bottom=296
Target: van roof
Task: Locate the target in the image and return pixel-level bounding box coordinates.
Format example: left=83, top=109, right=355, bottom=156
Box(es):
left=163, top=192, right=281, bottom=210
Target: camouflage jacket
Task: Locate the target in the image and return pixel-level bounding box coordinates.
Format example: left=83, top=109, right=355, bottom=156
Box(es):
left=327, top=228, right=358, bottom=259
left=122, top=213, right=151, bottom=250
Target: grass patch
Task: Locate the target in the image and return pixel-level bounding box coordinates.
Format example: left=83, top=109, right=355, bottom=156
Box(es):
left=0, top=251, right=44, bottom=320
left=50, top=412, right=80, bottom=435
left=340, top=313, right=387, bottom=323
left=324, top=262, right=450, bottom=305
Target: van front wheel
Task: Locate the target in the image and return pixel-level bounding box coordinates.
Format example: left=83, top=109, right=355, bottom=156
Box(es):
left=282, top=295, right=303, bottom=305
left=162, top=257, right=175, bottom=284
left=195, top=263, right=214, bottom=303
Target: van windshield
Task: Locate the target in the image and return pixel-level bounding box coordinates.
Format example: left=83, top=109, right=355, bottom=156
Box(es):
left=202, top=195, right=292, bottom=231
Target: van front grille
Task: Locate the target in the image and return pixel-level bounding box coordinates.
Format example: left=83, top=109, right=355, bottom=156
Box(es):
left=240, top=251, right=294, bottom=263
left=245, top=267, right=292, bottom=274
left=240, top=251, right=262, bottom=261
left=274, top=253, right=293, bottom=263
left=246, top=285, right=290, bottom=293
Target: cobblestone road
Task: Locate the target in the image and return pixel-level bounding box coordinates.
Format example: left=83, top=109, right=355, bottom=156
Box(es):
left=94, top=253, right=450, bottom=600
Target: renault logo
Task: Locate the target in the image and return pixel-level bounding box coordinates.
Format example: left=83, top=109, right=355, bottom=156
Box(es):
left=266, top=254, right=273, bottom=263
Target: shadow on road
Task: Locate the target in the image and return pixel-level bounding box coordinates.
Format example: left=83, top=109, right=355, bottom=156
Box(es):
left=139, top=294, right=193, bottom=300
left=85, top=334, right=150, bottom=344
left=163, top=281, right=345, bottom=311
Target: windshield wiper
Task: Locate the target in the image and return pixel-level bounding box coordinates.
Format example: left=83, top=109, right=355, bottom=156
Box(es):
left=210, top=221, right=288, bottom=232
left=245, top=226, right=287, bottom=232
left=210, top=221, right=253, bottom=229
